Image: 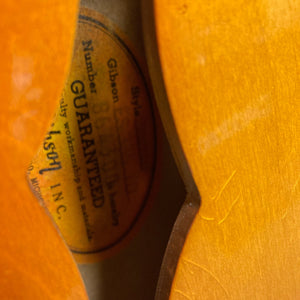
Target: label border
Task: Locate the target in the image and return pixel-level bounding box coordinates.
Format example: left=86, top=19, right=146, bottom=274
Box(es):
left=67, top=13, right=157, bottom=255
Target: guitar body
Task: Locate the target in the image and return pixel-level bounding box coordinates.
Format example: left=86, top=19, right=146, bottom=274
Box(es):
left=0, top=1, right=87, bottom=298
left=143, top=0, right=300, bottom=299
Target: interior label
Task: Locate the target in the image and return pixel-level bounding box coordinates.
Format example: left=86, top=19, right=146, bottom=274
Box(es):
left=27, top=8, right=157, bottom=262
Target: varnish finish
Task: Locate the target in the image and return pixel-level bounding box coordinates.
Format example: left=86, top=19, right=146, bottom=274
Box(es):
left=145, top=0, right=300, bottom=298
left=0, top=1, right=88, bottom=299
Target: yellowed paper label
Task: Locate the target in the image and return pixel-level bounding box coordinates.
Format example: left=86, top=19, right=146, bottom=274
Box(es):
left=27, top=8, right=157, bottom=262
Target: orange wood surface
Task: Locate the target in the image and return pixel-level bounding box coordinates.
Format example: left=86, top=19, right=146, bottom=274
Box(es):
left=0, top=1, right=88, bottom=299
left=146, top=0, right=300, bottom=299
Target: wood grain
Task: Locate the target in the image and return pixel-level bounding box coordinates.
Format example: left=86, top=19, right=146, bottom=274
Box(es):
left=0, top=1, right=88, bottom=299
left=144, top=0, right=300, bottom=298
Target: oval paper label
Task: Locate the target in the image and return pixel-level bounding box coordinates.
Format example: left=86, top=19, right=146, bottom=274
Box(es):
left=27, top=8, right=157, bottom=262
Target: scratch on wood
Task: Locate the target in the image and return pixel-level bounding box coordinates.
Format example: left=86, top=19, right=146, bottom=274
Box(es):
left=218, top=193, right=241, bottom=225
left=200, top=215, right=215, bottom=221
left=292, top=175, right=300, bottom=193
left=174, top=289, right=193, bottom=300
left=182, top=257, right=229, bottom=297
left=211, top=170, right=237, bottom=202
left=280, top=208, right=289, bottom=220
